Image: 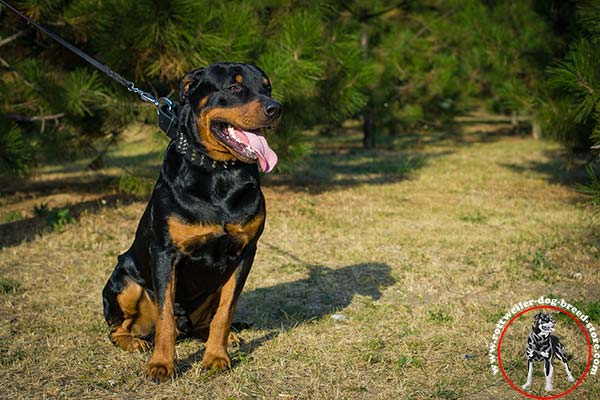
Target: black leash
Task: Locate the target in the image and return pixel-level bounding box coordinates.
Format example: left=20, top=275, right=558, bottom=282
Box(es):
left=0, top=0, right=179, bottom=139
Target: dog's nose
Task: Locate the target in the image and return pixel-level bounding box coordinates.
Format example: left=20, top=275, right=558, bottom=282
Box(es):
left=263, top=100, right=282, bottom=118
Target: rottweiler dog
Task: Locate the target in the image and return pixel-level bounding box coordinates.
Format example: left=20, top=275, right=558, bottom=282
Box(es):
left=102, top=62, right=281, bottom=382
left=522, top=312, right=575, bottom=391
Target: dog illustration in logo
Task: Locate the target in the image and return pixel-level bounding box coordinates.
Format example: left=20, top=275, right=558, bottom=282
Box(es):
left=522, top=312, right=575, bottom=391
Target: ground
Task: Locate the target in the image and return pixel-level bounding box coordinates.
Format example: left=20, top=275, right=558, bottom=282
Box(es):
left=0, top=122, right=599, bottom=399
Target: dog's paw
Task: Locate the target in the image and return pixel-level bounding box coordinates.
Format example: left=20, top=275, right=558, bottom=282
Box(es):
left=202, top=349, right=231, bottom=371
left=130, top=338, right=152, bottom=353
left=545, top=384, right=553, bottom=391
left=522, top=382, right=531, bottom=390
left=145, top=361, right=175, bottom=383
left=568, top=375, right=575, bottom=382
left=228, top=332, right=242, bottom=347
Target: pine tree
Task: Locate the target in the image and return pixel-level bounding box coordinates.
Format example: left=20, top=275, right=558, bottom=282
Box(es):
left=447, top=1, right=562, bottom=132
left=541, top=1, right=600, bottom=205
left=0, top=0, right=372, bottom=175
left=458, top=0, right=600, bottom=205
left=3, top=0, right=599, bottom=187
left=371, top=1, right=476, bottom=133
left=324, top=1, right=484, bottom=145
left=541, top=4, right=600, bottom=150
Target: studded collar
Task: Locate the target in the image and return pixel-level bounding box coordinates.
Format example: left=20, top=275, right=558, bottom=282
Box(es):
left=174, top=132, right=238, bottom=169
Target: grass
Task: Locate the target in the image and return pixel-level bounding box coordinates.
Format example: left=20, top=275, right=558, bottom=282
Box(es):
left=0, top=123, right=599, bottom=399
left=0, top=278, right=20, bottom=294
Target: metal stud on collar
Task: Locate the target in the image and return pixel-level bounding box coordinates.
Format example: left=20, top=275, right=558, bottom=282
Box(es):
left=174, top=132, right=240, bottom=169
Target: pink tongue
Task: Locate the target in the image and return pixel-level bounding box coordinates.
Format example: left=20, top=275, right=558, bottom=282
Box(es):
left=237, top=129, right=278, bottom=173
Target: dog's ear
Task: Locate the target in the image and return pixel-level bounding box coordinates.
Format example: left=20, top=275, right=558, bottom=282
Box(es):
left=179, top=67, right=205, bottom=103
left=534, top=312, right=543, bottom=321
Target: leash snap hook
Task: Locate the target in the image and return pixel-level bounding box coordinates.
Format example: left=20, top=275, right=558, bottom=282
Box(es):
left=127, top=82, right=159, bottom=108
left=157, top=97, right=173, bottom=114
left=139, top=91, right=159, bottom=107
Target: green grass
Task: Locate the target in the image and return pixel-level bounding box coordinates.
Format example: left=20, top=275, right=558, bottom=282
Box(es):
left=428, top=308, right=454, bottom=323
left=117, top=174, right=155, bottom=198
left=0, top=123, right=599, bottom=399
left=459, top=210, right=487, bottom=224
left=2, top=211, right=21, bottom=223
left=0, top=278, right=20, bottom=294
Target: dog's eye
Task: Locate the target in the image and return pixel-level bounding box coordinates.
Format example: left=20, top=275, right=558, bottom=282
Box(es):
left=227, top=84, right=242, bottom=93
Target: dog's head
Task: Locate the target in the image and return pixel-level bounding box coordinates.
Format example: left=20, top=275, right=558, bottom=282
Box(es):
left=179, top=63, right=281, bottom=173
left=532, top=313, right=556, bottom=337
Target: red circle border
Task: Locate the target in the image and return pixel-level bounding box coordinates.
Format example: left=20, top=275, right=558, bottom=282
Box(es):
left=497, top=305, right=593, bottom=399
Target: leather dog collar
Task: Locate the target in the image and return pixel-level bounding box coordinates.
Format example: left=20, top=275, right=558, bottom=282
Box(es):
left=174, top=132, right=237, bottom=169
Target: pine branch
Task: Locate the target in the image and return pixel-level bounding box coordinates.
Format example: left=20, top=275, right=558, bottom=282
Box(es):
left=364, top=2, right=408, bottom=20
left=341, top=1, right=408, bottom=21
left=0, top=29, right=29, bottom=47
left=0, top=57, right=10, bottom=68
left=576, top=71, right=595, bottom=95
left=3, top=113, right=65, bottom=121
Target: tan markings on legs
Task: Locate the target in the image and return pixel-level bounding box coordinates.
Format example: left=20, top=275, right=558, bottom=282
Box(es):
left=201, top=269, right=239, bottom=370
left=145, top=274, right=177, bottom=382
left=228, top=331, right=241, bottom=346
left=189, top=290, right=221, bottom=341
left=130, top=290, right=157, bottom=339
left=110, top=280, right=156, bottom=352
left=117, top=281, right=142, bottom=317
left=167, top=217, right=224, bottom=252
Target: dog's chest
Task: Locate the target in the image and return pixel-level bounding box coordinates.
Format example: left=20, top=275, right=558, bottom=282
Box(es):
left=167, top=214, right=264, bottom=256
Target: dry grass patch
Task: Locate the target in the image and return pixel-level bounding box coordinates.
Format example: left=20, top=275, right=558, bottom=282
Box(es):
left=0, top=127, right=599, bottom=399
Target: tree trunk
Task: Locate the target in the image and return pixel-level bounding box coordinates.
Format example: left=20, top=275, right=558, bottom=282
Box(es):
left=363, top=113, right=375, bottom=149
left=510, top=111, right=518, bottom=133
left=531, top=119, right=541, bottom=140
left=361, top=22, right=375, bottom=149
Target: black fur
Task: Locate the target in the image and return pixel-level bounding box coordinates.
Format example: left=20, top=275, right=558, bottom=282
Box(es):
left=101, top=63, right=281, bottom=381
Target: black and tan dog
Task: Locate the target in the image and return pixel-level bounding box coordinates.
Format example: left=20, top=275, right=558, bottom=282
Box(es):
left=522, top=312, right=575, bottom=391
left=102, top=63, right=281, bottom=382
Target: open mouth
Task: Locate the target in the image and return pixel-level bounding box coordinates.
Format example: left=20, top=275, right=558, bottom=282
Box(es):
left=211, top=122, right=278, bottom=173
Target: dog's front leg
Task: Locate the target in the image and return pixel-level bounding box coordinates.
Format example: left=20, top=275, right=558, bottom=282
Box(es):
left=544, top=359, right=554, bottom=391
left=522, top=360, right=533, bottom=389
left=145, top=247, right=177, bottom=383
left=202, top=249, right=255, bottom=370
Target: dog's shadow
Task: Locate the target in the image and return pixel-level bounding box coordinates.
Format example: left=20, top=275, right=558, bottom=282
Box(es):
left=177, top=262, right=394, bottom=373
